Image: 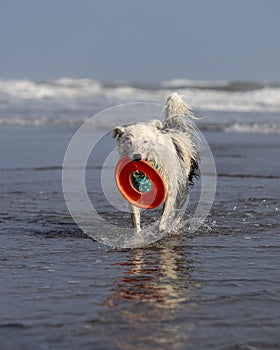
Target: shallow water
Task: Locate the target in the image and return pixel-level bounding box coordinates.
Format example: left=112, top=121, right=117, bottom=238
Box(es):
left=0, top=124, right=279, bottom=349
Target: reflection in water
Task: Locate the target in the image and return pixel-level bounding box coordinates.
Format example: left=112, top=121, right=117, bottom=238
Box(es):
left=102, top=237, right=201, bottom=350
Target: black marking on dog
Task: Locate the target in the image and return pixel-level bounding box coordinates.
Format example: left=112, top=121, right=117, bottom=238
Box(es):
left=188, top=158, right=199, bottom=188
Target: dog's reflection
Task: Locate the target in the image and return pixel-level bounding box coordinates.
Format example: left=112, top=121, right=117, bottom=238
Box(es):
left=107, top=250, right=195, bottom=309
left=103, top=238, right=201, bottom=349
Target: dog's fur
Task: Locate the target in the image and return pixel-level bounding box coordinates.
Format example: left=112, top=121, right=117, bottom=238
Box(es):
left=113, top=93, right=200, bottom=232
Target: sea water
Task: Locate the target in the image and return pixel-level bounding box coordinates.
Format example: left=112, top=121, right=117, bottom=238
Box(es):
left=0, top=79, right=279, bottom=349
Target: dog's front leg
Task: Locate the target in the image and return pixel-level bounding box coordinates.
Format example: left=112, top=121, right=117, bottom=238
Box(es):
left=158, top=193, right=176, bottom=232
left=129, top=204, right=141, bottom=233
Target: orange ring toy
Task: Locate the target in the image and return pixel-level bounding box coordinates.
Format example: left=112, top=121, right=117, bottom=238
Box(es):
left=115, top=157, right=166, bottom=209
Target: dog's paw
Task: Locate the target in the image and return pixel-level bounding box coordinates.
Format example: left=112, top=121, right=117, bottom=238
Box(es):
left=158, top=223, right=167, bottom=233
left=133, top=227, right=142, bottom=235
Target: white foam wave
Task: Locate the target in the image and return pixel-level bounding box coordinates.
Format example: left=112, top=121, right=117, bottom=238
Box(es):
left=225, top=122, right=280, bottom=135
left=1, top=78, right=280, bottom=113
left=0, top=116, right=88, bottom=127
left=0, top=79, right=280, bottom=133
left=0, top=78, right=102, bottom=99
left=160, top=79, right=228, bottom=89
left=179, top=86, right=280, bottom=113
left=1, top=115, right=279, bottom=137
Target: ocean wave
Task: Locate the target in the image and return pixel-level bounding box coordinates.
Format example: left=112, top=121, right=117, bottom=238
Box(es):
left=105, top=79, right=276, bottom=91
left=0, top=79, right=102, bottom=99
left=159, top=79, right=268, bottom=91
left=0, top=116, right=87, bottom=127
left=0, top=115, right=279, bottom=136
left=224, top=122, right=280, bottom=135
left=1, top=78, right=280, bottom=113
left=0, top=78, right=280, bottom=133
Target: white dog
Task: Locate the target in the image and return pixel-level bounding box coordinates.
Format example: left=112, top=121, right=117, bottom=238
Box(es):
left=113, top=93, right=200, bottom=233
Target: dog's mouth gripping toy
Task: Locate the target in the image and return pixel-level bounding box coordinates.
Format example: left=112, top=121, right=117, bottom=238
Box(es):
left=115, top=157, right=166, bottom=209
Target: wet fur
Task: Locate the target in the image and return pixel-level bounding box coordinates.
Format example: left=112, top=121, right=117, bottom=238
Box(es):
left=113, top=93, right=200, bottom=232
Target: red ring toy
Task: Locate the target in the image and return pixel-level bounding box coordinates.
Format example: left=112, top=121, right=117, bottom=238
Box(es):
left=115, top=157, right=166, bottom=209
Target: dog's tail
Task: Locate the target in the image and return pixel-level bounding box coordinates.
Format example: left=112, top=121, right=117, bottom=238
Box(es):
left=164, top=92, right=195, bottom=121
left=163, top=93, right=200, bottom=186
left=163, top=92, right=200, bottom=141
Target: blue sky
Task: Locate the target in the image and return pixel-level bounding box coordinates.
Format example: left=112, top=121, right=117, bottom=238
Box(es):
left=0, top=0, right=279, bottom=82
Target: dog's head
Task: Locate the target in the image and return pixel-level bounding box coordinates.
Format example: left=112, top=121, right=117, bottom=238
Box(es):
left=112, top=120, right=163, bottom=161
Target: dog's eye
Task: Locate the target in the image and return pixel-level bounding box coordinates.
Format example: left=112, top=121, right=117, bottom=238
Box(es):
left=123, top=136, right=132, bottom=144
left=143, top=140, right=148, bottom=144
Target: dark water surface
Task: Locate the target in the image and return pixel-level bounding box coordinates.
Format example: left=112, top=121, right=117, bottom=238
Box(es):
left=0, top=126, right=280, bottom=349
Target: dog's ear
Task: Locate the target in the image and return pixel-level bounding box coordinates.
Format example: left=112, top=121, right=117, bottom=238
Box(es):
left=112, top=126, right=125, bottom=139
left=150, top=119, right=163, bottom=129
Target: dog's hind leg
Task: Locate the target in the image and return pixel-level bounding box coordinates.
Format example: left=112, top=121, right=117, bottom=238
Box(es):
left=129, top=204, right=141, bottom=233
left=174, top=185, right=189, bottom=226
left=158, top=193, right=176, bottom=232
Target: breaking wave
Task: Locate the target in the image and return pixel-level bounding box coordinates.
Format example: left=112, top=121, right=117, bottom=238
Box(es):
left=1, top=78, right=280, bottom=111
left=0, top=78, right=279, bottom=133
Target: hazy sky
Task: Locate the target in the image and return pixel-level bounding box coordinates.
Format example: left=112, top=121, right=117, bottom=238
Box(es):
left=0, top=0, right=279, bottom=82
